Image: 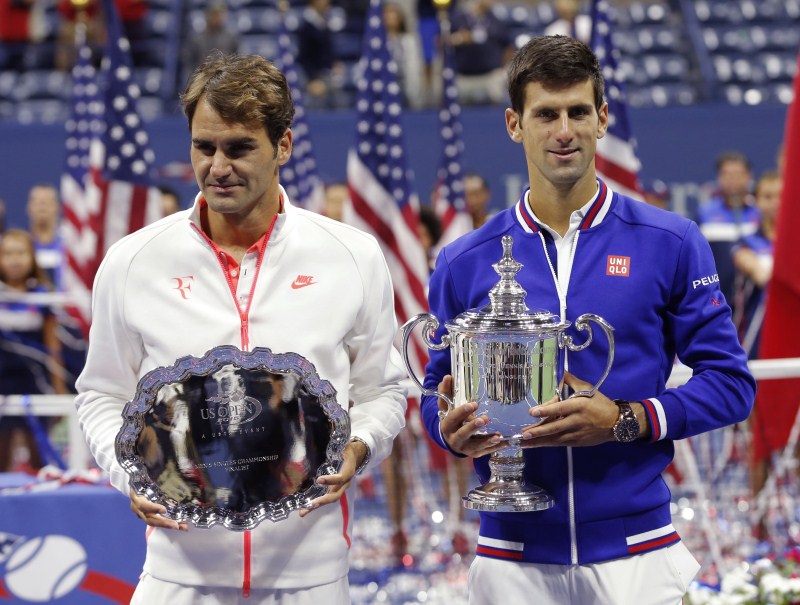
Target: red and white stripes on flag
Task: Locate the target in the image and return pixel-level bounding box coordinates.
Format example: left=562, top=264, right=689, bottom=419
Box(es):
left=61, top=0, right=161, bottom=338
left=590, top=0, right=642, bottom=199
left=346, top=0, right=430, bottom=378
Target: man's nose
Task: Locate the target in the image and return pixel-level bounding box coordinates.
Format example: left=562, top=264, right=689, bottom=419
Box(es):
left=557, top=112, right=572, bottom=137
left=210, top=151, right=232, bottom=177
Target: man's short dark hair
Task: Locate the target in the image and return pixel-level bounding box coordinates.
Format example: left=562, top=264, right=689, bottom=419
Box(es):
left=506, top=35, right=605, bottom=116
left=181, top=51, right=295, bottom=151
left=715, top=150, right=751, bottom=174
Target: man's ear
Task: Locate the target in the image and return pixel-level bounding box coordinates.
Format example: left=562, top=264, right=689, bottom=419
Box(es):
left=596, top=102, right=609, bottom=140
left=505, top=108, right=523, bottom=143
left=277, top=129, right=293, bottom=164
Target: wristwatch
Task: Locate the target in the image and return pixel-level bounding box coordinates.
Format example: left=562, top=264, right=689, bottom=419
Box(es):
left=349, top=436, right=372, bottom=475
left=612, top=399, right=640, bottom=443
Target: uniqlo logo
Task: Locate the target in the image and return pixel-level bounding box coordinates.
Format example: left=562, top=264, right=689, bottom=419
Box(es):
left=606, top=255, right=630, bottom=277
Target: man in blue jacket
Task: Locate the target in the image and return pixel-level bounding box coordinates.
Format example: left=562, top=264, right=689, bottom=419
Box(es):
left=421, top=35, right=755, bottom=604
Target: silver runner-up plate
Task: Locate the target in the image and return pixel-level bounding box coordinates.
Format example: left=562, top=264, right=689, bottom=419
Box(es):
left=115, top=345, right=349, bottom=531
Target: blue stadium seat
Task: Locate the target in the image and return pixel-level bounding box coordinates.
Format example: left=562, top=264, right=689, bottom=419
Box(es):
left=332, top=31, right=362, bottom=62
left=133, top=67, right=165, bottom=97
left=13, top=70, right=70, bottom=101
left=14, top=99, right=68, bottom=124
left=238, top=34, right=279, bottom=60
left=0, top=101, right=14, bottom=120
left=144, top=8, right=176, bottom=37
left=622, top=1, right=671, bottom=26
left=722, top=82, right=793, bottom=105
left=0, top=71, right=17, bottom=100
left=135, top=96, right=164, bottom=121
left=235, top=7, right=282, bottom=34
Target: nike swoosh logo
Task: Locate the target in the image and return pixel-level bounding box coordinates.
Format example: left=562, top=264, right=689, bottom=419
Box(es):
left=291, top=280, right=317, bottom=289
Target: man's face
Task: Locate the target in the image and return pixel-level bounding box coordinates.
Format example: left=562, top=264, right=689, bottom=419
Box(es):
left=27, top=186, right=59, bottom=227
left=190, top=98, right=291, bottom=220
left=464, top=176, right=489, bottom=215
left=717, top=160, right=751, bottom=199
left=755, top=177, right=781, bottom=222
left=0, top=233, right=34, bottom=284
left=505, top=79, right=607, bottom=191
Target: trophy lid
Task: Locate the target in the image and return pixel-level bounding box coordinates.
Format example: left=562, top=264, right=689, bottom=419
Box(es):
left=447, top=235, right=569, bottom=334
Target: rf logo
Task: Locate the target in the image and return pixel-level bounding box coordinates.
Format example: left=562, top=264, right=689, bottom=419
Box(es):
left=606, top=255, right=630, bottom=277
left=173, top=276, right=194, bottom=299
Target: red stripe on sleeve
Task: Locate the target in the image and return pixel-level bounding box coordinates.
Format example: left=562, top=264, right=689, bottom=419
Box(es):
left=476, top=545, right=524, bottom=560
left=627, top=532, right=680, bottom=554
left=641, top=399, right=660, bottom=442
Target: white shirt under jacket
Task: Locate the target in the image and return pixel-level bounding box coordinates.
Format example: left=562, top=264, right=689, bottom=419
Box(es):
left=75, top=188, right=408, bottom=590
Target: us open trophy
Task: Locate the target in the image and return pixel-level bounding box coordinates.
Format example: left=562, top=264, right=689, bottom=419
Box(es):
left=401, top=236, right=614, bottom=512
left=115, top=346, right=349, bottom=530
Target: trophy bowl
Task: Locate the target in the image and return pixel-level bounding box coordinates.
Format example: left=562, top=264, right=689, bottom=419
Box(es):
left=115, top=345, right=350, bottom=531
left=401, top=236, right=614, bottom=512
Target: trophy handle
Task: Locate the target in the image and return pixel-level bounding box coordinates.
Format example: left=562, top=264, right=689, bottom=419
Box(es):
left=399, top=313, right=454, bottom=410
left=561, top=313, right=615, bottom=398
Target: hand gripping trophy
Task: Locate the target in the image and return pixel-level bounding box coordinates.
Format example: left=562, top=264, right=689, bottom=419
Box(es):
left=401, top=236, right=614, bottom=512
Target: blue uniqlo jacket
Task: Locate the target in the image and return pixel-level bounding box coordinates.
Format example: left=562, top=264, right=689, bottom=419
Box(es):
left=421, top=181, right=755, bottom=566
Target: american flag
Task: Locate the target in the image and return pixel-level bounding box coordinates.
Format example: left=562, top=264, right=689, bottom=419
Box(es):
left=432, top=38, right=472, bottom=249
left=273, top=17, right=325, bottom=213
left=60, top=0, right=161, bottom=337
left=345, top=0, right=430, bottom=377
left=590, top=0, right=642, bottom=199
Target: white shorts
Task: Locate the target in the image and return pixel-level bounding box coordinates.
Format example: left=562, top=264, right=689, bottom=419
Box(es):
left=130, top=573, right=350, bottom=605
left=468, top=541, right=700, bottom=605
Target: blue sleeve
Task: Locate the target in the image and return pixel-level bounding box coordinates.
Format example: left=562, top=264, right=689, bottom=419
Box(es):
left=420, top=247, right=467, bottom=456
left=643, top=221, right=756, bottom=441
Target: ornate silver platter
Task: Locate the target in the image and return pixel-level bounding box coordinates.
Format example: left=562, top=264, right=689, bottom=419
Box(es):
left=115, top=345, right=349, bottom=531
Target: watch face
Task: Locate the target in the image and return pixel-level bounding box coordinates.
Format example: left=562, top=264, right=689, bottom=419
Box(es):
left=614, top=419, right=640, bottom=443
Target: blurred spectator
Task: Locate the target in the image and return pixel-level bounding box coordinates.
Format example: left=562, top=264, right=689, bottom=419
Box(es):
left=182, top=0, right=239, bottom=85
left=463, top=172, right=494, bottom=228
left=0, top=0, right=36, bottom=70
left=116, top=0, right=149, bottom=65
left=448, top=0, right=513, bottom=105
left=158, top=184, right=182, bottom=216
left=27, top=184, right=63, bottom=290
left=384, top=1, right=425, bottom=109
left=322, top=182, right=350, bottom=222
left=418, top=204, right=442, bottom=272
left=0, top=229, right=67, bottom=473
left=695, top=150, right=758, bottom=313
left=642, top=178, right=671, bottom=211
left=544, top=0, right=591, bottom=44
left=0, top=197, right=7, bottom=234
left=55, top=0, right=105, bottom=71
left=738, top=170, right=782, bottom=497
left=732, top=170, right=781, bottom=359
left=416, top=0, right=446, bottom=108
left=296, top=0, right=346, bottom=109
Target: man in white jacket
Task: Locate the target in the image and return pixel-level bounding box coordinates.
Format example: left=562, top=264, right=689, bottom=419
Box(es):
left=75, top=51, right=407, bottom=604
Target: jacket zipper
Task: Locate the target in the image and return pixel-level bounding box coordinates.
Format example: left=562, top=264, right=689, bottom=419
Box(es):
left=538, top=227, right=582, bottom=565
left=191, top=213, right=279, bottom=596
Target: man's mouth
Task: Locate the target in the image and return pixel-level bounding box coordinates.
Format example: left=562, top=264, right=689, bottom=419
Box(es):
left=551, top=148, right=578, bottom=159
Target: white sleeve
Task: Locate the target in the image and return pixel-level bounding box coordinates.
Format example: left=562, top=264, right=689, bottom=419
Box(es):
left=74, top=250, right=144, bottom=495
left=345, top=238, right=408, bottom=472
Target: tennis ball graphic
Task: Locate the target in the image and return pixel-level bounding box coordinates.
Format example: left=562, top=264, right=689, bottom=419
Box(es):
left=4, top=535, right=88, bottom=602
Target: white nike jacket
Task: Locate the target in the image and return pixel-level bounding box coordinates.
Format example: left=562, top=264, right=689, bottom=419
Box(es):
left=74, top=189, right=407, bottom=591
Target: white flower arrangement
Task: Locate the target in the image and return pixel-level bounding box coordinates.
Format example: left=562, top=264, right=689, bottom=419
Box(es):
left=685, top=549, right=800, bottom=605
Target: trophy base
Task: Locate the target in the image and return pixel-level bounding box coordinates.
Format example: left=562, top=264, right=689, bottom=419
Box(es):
left=462, top=480, right=554, bottom=512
